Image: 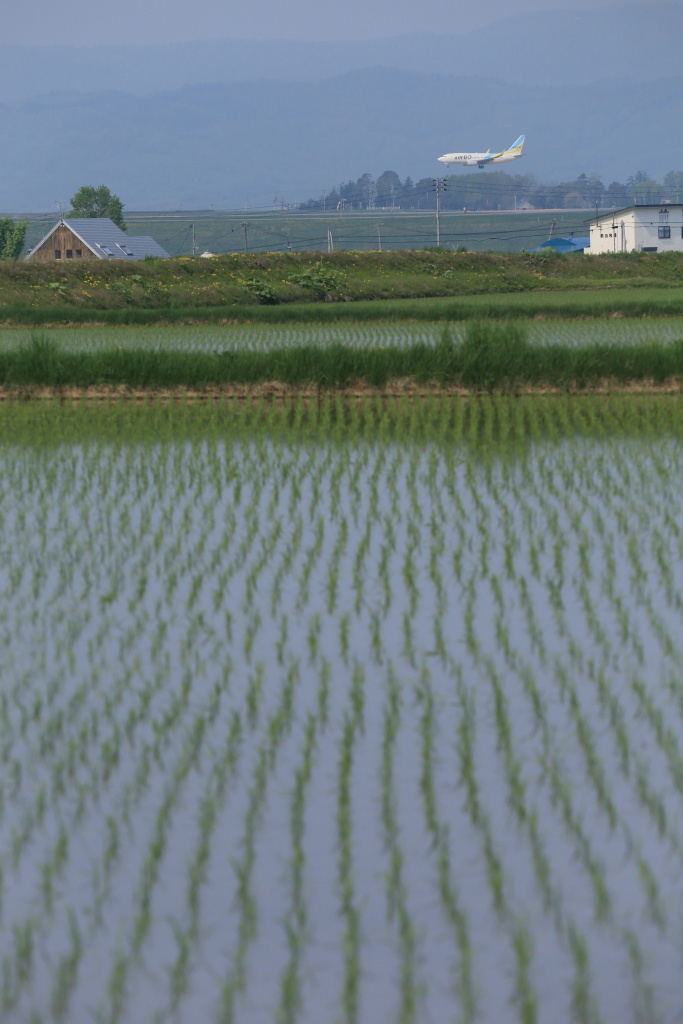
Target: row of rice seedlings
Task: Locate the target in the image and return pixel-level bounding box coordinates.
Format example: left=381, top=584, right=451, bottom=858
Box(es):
left=415, top=664, right=476, bottom=1024
left=5, top=316, right=683, bottom=357
left=379, top=663, right=422, bottom=1024
left=167, top=710, right=244, bottom=1017
left=336, top=709, right=362, bottom=1024
left=454, top=682, right=512, bottom=923
left=276, top=712, right=318, bottom=1024
left=217, top=656, right=302, bottom=1024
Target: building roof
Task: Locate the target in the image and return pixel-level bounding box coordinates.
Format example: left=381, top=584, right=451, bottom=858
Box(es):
left=28, top=218, right=170, bottom=260
left=588, top=204, right=683, bottom=223
left=125, top=235, right=171, bottom=259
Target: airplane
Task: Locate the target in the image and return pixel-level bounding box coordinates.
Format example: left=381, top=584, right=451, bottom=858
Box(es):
left=438, top=135, right=526, bottom=169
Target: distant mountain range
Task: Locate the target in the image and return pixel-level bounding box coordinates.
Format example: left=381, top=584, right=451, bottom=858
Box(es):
left=1, top=2, right=682, bottom=212
left=1, top=3, right=680, bottom=103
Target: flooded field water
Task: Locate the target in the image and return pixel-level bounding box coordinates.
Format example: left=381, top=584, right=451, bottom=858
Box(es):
left=1, top=395, right=683, bottom=1023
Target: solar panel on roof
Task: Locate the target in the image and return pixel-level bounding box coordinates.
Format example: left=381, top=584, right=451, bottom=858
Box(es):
left=63, top=219, right=170, bottom=260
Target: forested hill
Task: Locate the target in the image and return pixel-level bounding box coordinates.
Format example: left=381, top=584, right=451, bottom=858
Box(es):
left=2, top=68, right=683, bottom=211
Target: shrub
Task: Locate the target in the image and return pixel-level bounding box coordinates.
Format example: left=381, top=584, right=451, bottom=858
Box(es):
left=289, top=262, right=346, bottom=300
left=241, top=276, right=280, bottom=305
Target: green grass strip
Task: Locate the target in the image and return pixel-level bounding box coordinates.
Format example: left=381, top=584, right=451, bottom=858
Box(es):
left=5, top=287, right=683, bottom=326
left=5, top=326, right=683, bottom=390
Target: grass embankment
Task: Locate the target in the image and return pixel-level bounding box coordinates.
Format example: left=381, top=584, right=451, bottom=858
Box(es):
left=2, top=249, right=683, bottom=326
left=8, top=326, right=683, bottom=392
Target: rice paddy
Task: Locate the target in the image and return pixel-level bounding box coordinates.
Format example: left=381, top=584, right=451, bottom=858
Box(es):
left=2, top=317, right=683, bottom=353
left=1, top=394, right=683, bottom=1023
left=3, top=319, right=683, bottom=391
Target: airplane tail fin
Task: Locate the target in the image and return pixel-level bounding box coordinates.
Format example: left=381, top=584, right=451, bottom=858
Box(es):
left=507, top=135, right=526, bottom=154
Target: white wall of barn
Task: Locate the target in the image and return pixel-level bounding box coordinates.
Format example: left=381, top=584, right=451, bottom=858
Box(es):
left=587, top=206, right=683, bottom=254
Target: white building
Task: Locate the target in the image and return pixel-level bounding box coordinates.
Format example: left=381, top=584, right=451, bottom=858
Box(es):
left=586, top=205, right=683, bottom=254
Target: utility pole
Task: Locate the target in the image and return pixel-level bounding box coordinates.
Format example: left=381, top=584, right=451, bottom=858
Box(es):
left=377, top=220, right=382, bottom=252
left=432, top=178, right=446, bottom=247
left=327, top=227, right=334, bottom=253
left=191, top=221, right=197, bottom=257
left=242, top=221, right=249, bottom=255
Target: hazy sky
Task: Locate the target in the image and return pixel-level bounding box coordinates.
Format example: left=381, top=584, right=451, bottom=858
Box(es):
left=3, top=0, right=627, bottom=46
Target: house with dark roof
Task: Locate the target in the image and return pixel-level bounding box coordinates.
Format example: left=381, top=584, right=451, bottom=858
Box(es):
left=25, top=218, right=170, bottom=262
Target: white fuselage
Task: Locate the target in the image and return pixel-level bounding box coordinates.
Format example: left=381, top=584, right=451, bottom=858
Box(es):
left=438, top=151, right=521, bottom=167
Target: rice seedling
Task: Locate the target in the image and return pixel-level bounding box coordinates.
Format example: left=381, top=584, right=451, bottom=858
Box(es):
left=511, top=920, right=538, bottom=1024
left=567, top=923, right=603, bottom=1024
left=49, top=911, right=82, bottom=1022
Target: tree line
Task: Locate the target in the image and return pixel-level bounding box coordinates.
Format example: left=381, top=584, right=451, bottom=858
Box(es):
left=298, top=169, right=683, bottom=213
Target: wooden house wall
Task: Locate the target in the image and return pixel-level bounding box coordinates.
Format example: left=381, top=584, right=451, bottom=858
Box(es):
left=27, top=225, right=97, bottom=263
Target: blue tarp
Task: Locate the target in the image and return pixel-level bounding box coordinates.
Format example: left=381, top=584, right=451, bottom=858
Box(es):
left=530, top=236, right=589, bottom=253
